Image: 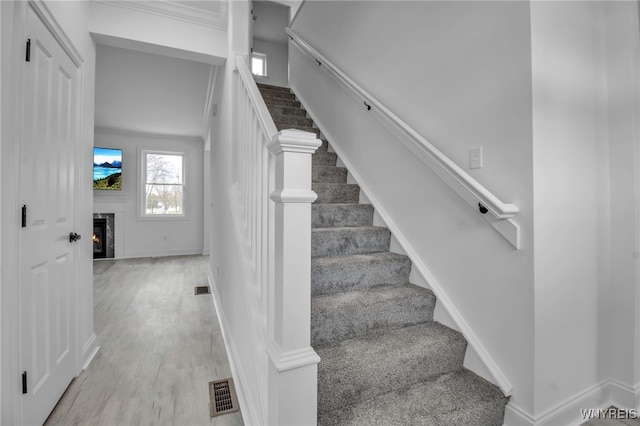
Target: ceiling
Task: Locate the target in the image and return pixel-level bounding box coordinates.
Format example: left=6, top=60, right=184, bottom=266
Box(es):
left=253, top=1, right=290, bottom=45
left=94, top=43, right=213, bottom=138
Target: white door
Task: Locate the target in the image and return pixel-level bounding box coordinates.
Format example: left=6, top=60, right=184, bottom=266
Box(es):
left=19, top=5, right=80, bottom=425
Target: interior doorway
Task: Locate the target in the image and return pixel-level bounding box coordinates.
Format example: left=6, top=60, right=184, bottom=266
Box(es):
left=251, top=1, right=290, bottom=88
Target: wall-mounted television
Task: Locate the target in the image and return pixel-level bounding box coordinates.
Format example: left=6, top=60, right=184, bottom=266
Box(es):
left=93, top=147, right=122, bottom=190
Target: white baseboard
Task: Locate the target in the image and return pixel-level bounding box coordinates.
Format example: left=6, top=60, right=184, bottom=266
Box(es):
left=608, top=379, right=640, bottom=411
left=207, top=270, right=261, bottom=426
left=504, top=402, right=536, bottom=426
left=504, top=380, right=640, bottom=426
left=81, top=333, right=99, bottom=371
left=120, top=248, right=203, bottom=259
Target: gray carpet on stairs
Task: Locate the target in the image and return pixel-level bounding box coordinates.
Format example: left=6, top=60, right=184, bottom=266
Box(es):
left=316, top=322, right=467, bottom=415
left=320, top=370, right=508, bottom=426
left=312, top=252, right=412, bottom=296
left=313, top=183, right=361, bottom=204
left=313, top=165, right=348, bottom=184
left=257, top=82, right=508, bottom=426
left=311, top=284, right=436, bottom=347
left=312, top=204, right=374, bottom=228
left=312, top=226, right=391, bottom=258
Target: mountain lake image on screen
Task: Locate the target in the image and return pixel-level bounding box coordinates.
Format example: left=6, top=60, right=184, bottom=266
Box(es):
left=94, top=147, right=123, bottom=190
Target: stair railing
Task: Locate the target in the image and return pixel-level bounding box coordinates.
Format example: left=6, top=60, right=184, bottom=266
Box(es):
left=287, top=29, right=521, bottom=249
left=231, top=53, right=321, bottom=425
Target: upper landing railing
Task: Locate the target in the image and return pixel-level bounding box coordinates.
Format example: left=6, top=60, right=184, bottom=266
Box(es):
left=286, top=29, right=521, bottom=249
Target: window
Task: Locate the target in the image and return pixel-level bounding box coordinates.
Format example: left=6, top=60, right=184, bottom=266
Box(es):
left=142, top=150, right=185, bottom=217
left=251, top=52, right=267, bottom=77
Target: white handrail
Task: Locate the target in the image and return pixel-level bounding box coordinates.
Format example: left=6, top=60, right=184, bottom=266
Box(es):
left=286, top=28, right=519, bottom=221
left=235, top=56, right=279, bottom=141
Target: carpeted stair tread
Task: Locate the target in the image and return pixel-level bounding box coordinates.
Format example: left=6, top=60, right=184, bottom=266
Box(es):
left=263, top=97, right=302, bottom=109
left=257, top=83, right=290, bottom=91
left=268, top=104, right=308, bottom=117
left=317, top=139, right=329, bottom=151
left=316, top=322, right=467, bottom=415
left=312, top=226, right=391, bottom=258
left=312, top=252, right=411, bottom=296
left=275, top=123, right=320, bottom=135
left=313, top=183, right=360, bottom=204
left=312, top=204, right=374, bottom=228
left=312, top=151, right=338, bottom=166
left=313, top=165, right=347, bottom=183
left=258, top=89, right=297, bottom=101
left=311, top=284, right=436, bottom=347
left=273, top=114, right=314, bottom=128
left=318, top=369, right=508, bottom=426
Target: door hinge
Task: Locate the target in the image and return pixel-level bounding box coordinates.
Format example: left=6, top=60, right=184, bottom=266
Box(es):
left=22, top=371, right=27, bottom=394
left=21, top=205, right=27, bottom=228
left=26, top=39, right=31, bottom=62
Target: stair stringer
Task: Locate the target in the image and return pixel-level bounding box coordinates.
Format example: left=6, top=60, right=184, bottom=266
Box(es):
left=298, top=90, right=514, bottom=398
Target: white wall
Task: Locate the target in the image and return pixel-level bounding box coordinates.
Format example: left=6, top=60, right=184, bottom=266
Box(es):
left=530, top=2, right=640, bottom=420
left=95, top=44, right=212, bottom=138
left=94, top=129, right=205, bottom=258
left=253, top=37, right=288, bottom=87
left=89, top=1, right=226, bottom=65
left=291, top=0, right=536, bottom=415
left=602, top=1, right=640, bottom=398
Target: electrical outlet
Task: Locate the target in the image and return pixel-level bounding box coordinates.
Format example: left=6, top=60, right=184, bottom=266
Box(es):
left=469, top=147, right=483, bottom=169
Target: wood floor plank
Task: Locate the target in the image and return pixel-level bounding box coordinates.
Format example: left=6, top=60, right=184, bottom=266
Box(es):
left=45, top=255, right=243, bottom=426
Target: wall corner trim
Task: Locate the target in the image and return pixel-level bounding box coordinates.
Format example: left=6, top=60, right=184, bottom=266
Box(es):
left=504, top=402, right=536, bottom=426
left=81, top=338, right=100, bottom=371
left=266, top=344, right=321, bottom=373
left=29, top=0, right=84, bottom=67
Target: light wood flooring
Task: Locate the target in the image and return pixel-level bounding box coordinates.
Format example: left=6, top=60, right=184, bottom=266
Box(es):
left=45, top=255, right=243, bottom=426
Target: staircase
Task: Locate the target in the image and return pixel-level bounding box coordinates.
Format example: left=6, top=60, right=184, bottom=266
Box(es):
left=258, top=83, right=508, bottom=426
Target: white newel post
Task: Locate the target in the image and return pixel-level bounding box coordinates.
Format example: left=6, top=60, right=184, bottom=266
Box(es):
left=266, top=129, right=322, bottom=426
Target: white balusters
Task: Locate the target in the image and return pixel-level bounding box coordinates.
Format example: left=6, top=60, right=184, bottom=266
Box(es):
left=232, top=54, right=322, bottom=425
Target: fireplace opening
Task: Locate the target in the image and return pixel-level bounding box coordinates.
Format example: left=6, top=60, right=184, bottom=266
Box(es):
left=93, top=218, right=107, bottom=259
left=93, top=213, right=115, bottom=259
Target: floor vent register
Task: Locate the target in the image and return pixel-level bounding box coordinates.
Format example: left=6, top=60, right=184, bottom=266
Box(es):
left=209, top=378, right=240, bottom=417
left=194, top=285, right=210, bottom=295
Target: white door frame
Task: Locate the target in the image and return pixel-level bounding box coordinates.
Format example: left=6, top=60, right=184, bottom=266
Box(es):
left=1, top=1, right=86, bottom=423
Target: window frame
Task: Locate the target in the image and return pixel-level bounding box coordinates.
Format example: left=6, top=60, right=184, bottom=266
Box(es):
left=139, top=149, right=188, bottom=220
left=251, top=52, right=267, bottom=77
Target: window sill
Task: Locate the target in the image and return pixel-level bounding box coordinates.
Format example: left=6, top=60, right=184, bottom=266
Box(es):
left=137, top=214, right=190, bottom=222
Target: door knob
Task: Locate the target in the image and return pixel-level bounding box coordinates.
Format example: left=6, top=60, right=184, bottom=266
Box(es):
left=69, top=232, right=81, bottom=243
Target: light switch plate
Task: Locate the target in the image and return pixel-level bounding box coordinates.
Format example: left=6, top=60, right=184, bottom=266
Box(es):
left=469, top=147, right=483, bottom=169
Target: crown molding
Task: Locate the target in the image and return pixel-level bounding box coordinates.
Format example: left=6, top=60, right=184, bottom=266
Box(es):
left=93, top=1, right=228, bottom=30
left=94, top=125, right=204, bottom=143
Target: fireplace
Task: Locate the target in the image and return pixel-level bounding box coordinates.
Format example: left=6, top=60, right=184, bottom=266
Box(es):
left=93, top=218, right=107, bottom=259
left=93, top=213, right=115, bottom=259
